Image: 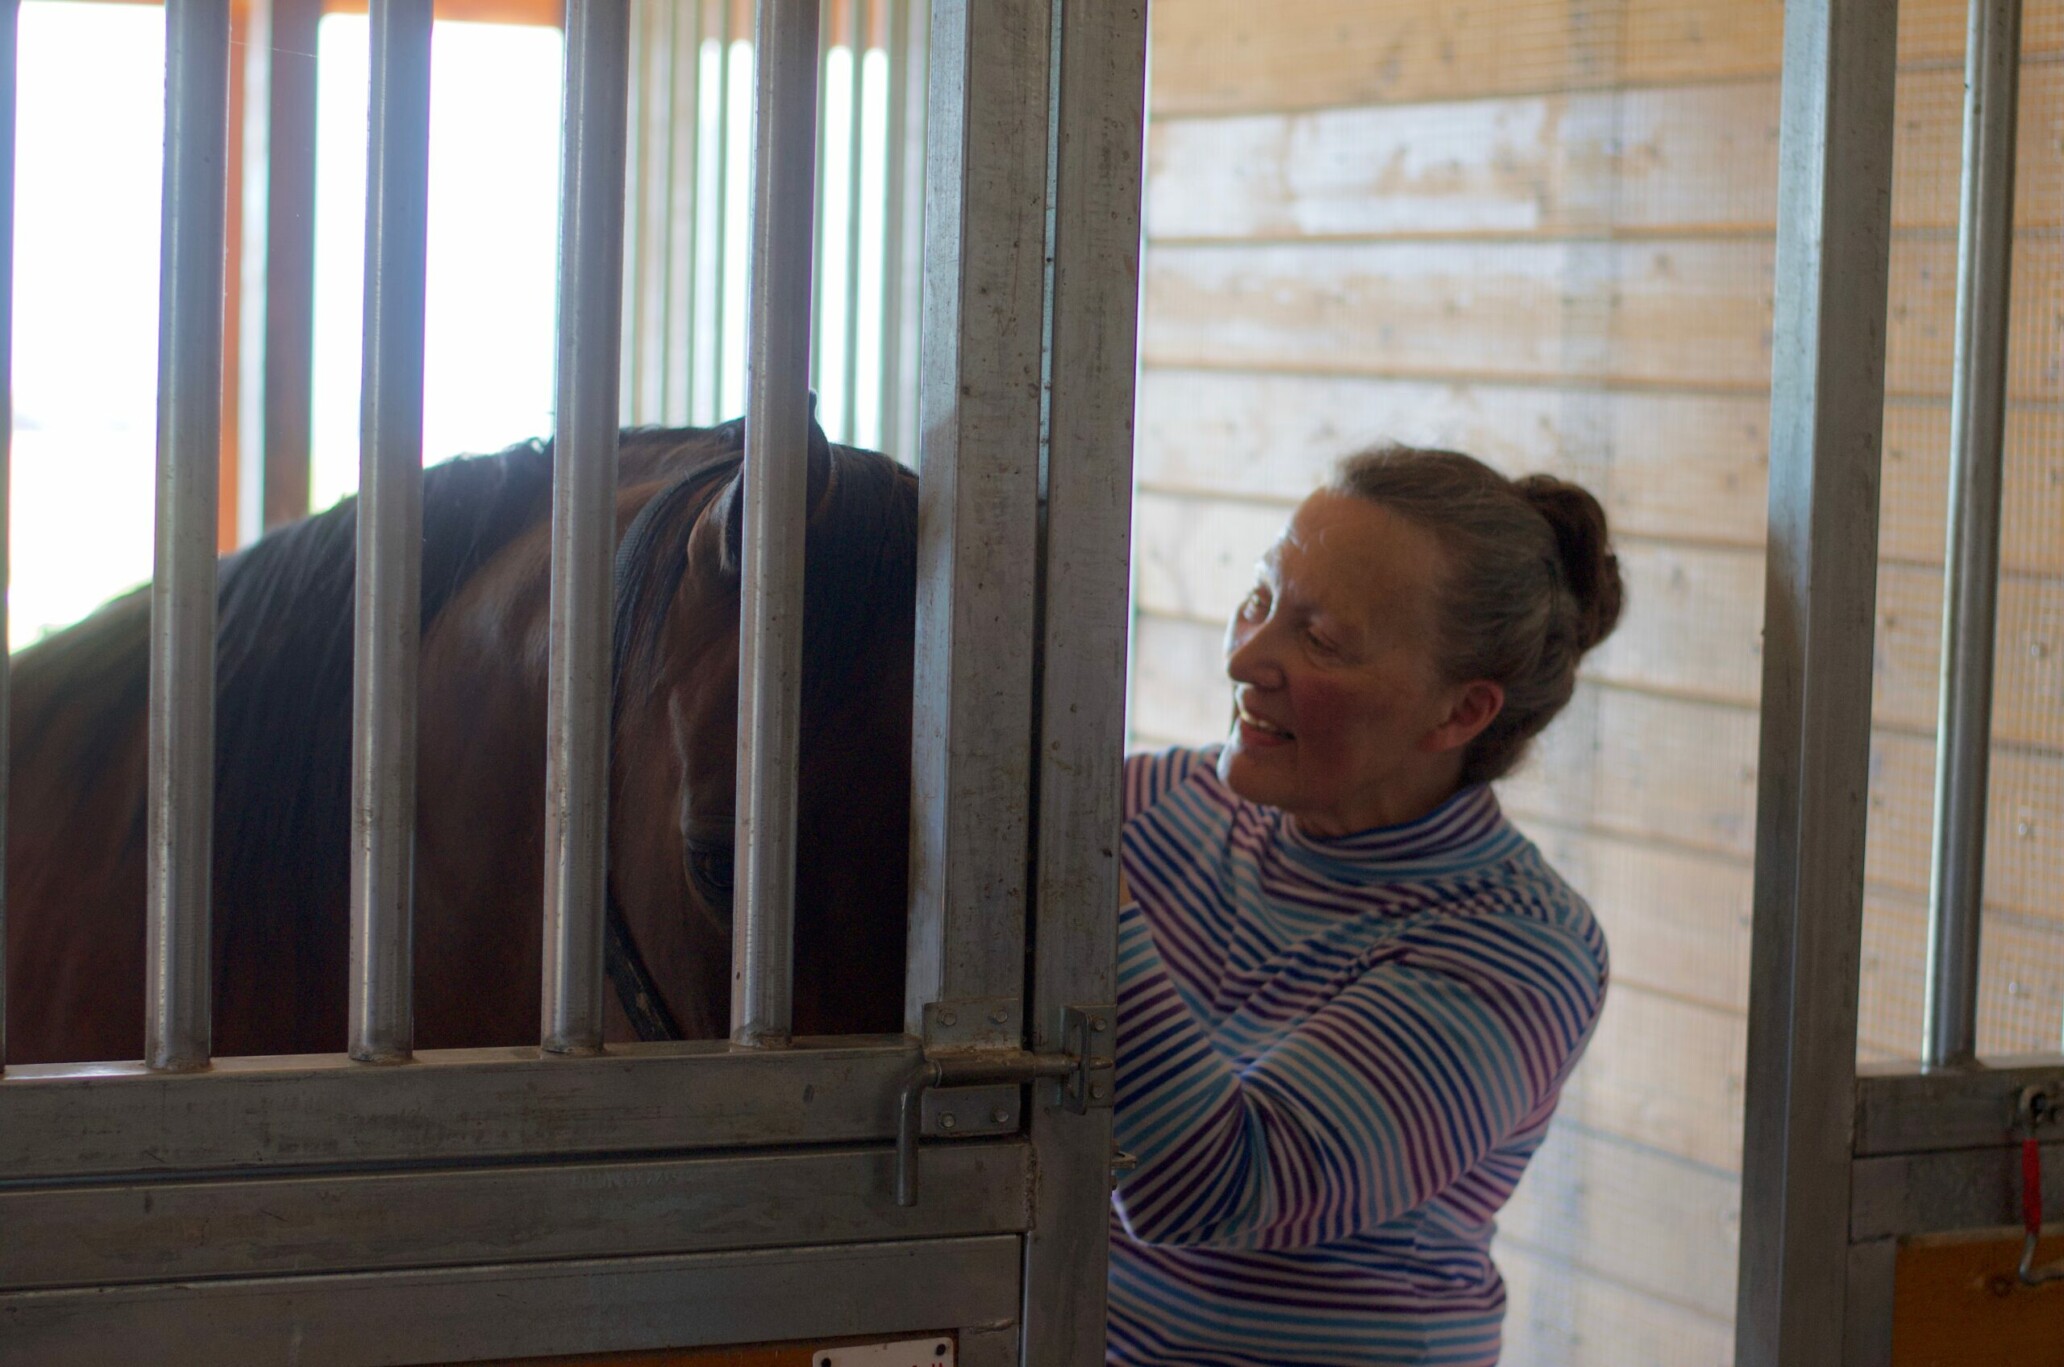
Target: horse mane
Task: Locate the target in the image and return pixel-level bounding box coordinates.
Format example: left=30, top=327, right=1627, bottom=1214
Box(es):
left=209, top=442, right=562, bottom=972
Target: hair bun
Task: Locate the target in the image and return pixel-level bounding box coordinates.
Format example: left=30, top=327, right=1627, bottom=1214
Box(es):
left=1516, top=474, right=1624, bottom=652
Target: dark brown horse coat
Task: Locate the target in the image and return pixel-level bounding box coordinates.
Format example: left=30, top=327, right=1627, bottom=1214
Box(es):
left=5, top=422, right=917, bottom=1063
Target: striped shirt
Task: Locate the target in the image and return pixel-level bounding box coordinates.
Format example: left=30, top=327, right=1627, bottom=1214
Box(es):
left=1109, top=747, right=1609, bottom=1366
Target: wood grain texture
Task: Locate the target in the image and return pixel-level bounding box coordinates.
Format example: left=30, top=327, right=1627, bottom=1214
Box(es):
left=1147, top=66, right=2064, bottom=241
left=1147, top=0, right=2064, bottom=118
left=1499, top=1240, right=1734, bottom=1367
left=1140, top=237, right=1778, bottom=392
left=1147, top=0, right=1789, bottom=117
left=1135, top=370, right=2064, bottom=573
left=1498, top=1119, right=1741, bottom=1321
left=1860, top=894, right=2064, bottom=1058
left=1554, top=983, right=1746, bottom=1171
left=1141, top=237, right=2063, bottom=400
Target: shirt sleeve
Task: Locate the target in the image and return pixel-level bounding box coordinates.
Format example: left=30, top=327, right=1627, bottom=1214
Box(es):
left=1111, top=895, right=1605, bottom=1251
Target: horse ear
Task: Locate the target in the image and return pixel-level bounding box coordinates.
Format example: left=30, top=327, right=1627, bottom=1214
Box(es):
left=706, top=394, right=834, bottom=581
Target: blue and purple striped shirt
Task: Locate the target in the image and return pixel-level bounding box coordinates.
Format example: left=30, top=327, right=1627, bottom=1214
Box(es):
left=1109, top=747, right=1609, bottom=1366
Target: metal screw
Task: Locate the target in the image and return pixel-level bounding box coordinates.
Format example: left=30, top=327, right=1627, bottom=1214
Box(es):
left=992, top=1106, right=1010, bottom=1124
left=940, top=1113, right=957, bottom=1130
left=1091, top=1083, right=1108, bottom=1100
left=1091, top=1015, right=1110, bottom=1033
left=2018, top=820, right=2036, bottom=839
left=989, top=1007, right=1008, bottom=1025
left=939, top=1009, right=958, bottom=1027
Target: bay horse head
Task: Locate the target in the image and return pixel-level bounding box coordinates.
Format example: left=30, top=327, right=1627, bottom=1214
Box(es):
left=7, top=417, right=917, bottom=1061
left=603, top=416, right=918, bottom=1040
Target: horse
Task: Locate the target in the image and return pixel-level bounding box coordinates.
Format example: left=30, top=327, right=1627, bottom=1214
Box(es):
left=4, top=418, right=919, bottom=1063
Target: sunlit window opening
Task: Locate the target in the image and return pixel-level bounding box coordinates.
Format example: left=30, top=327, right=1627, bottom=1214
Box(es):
left=11, top=2, right=164, bottom=648
left=309, top=14, right=564, bottom=512
left=10, top=3, right=905, bottom=651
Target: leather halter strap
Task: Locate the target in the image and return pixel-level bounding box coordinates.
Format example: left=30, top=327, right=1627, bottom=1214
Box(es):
left=605, top=883, right=685, bottom=1042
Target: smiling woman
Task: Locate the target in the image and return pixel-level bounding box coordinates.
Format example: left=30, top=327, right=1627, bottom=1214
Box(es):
left=1110, top=445, right=1625, bottom=1367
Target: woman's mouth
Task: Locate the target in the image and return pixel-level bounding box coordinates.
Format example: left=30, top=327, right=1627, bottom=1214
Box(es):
left=1235, top=705, right=1293, bottom=746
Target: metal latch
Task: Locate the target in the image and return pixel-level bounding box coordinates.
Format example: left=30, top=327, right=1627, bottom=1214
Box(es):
left=895, top=1002, right=1114, bottom=1206
left=2014, top=1083, right=2063, bottom=1287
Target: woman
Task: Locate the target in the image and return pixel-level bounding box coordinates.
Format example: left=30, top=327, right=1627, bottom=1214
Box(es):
left=1110, top=445, right=1624, bottom=1366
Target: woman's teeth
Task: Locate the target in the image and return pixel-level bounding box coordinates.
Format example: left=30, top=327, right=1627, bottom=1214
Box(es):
left=1238, top=706, right=1290, bottom=737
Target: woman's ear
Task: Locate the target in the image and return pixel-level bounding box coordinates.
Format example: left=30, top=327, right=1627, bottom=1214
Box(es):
left=1423, top=680, right=1504, bottom=754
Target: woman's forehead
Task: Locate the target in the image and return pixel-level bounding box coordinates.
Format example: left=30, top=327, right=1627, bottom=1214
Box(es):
left=1270, top=493, right=1443, bottom=583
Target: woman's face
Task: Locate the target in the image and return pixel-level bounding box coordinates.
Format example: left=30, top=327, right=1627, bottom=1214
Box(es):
left=1217, top=490, right=1496, bottom=835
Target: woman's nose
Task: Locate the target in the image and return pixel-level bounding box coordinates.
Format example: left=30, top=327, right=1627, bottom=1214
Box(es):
left=1225, top=619, right=1286, bottom=690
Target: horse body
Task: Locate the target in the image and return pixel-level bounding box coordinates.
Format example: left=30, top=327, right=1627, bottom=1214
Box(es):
left=5, top=422, right=917, bottom=1064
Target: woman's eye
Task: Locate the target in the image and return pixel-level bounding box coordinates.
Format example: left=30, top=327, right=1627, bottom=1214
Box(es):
left=1239, top=589, right=1270, bottom=620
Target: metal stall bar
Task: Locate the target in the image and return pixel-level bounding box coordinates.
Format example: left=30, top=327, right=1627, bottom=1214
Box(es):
left=706, top=0, right=734, bottom=420
left=731, top=0, right=820, bottom=1048
left=0, top=0, right=15, bottom=1073
left=838, top=0, right=865, bottom=445
left=147, top=0, right=235, bottom=1073
left=1923, top=0, right=2023, bottom=1071
left=877, top=0, right=923, bottom=462
left=1019, top=1, right=1147, bottom=1359
left=903, top=0, right=1051, bottom=1045
left=541, top=0, right=631, bottom=1055
left=807, top=1, right=829, bottom=408
left=663, top=0, right=704, bottom=426
left=349, top=0, right=433, bottom=1064
left=1734, top=0, right=1899, bottom=1360
left=238, top=0, right=320, bottom=537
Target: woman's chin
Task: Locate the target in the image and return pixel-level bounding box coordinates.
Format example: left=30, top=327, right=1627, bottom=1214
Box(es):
left=1217, top=739, right=1289, bottom=807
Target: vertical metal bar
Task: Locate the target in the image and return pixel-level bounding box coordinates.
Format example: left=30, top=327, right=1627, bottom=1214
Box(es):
left=903, top=0, right=1051, bottom=1031
left=1020, top=1, right=1145, bottom=1359
left=839, top=0, right=866, bottom=445
left=348, top=0, right=432, bottom=1065
left=1734, top=0, right=1898, bottom=1360
left=618, top=0, right=646, bottom=424
left=257, top=0, right=319, bottom=533
left=662, top=0, right=703, bottom=425
left=0, top=0, right=16, bottom=1072
left=730, top=0, right=821, bottom=1048
left=709, top=0, right=735, bottom=418
left=541, top=0, right=631, bottom=1056
left=1923, top=0, right=2022, bottom=1071
left=808, top=0, right=831, bottom=407
left=879, top=0, right=924, bottom=463
left=877, top=0, right=907, bottom=458
left=147, top=0, right=234, bottom=1073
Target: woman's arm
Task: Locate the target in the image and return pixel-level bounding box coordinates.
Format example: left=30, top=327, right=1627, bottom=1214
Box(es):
left=1112, top=889, right=1603, bottom=1252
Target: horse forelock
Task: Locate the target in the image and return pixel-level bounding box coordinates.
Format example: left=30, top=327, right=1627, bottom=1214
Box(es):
left=611, top=440, right=918, bottom=727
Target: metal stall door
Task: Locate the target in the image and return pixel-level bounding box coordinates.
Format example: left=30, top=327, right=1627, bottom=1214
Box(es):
left=1739, top=0, right=2064, bottom=1361
left=0, top=1, right=1145, bottom=1363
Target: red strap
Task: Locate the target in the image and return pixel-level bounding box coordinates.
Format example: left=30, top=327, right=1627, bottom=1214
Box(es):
left=2024, top=1137, right=2044, bottom=1237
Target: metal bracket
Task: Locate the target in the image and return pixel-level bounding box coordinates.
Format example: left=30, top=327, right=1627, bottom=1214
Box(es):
left=922, top=997, right=1021, bottom=1051
left=895, top=1001, right=1115, bottom=1206
left=1057, top=1005, right=1115, bottom=1114
left=921, top=1084, right=1020, bottom=1139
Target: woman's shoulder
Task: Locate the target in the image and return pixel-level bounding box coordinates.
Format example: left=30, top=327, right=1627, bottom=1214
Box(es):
left=1419, top=839, right=1611, bottom=1004
left=1122, top=744, right=1226, bottom=823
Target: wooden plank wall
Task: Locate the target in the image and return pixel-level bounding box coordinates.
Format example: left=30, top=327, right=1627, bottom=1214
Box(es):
left=1132, top=2, right=2064, bottom=1361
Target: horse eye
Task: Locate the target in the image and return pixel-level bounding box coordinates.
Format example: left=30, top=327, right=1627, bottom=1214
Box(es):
left=689, top=845, right=735, bottom=895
